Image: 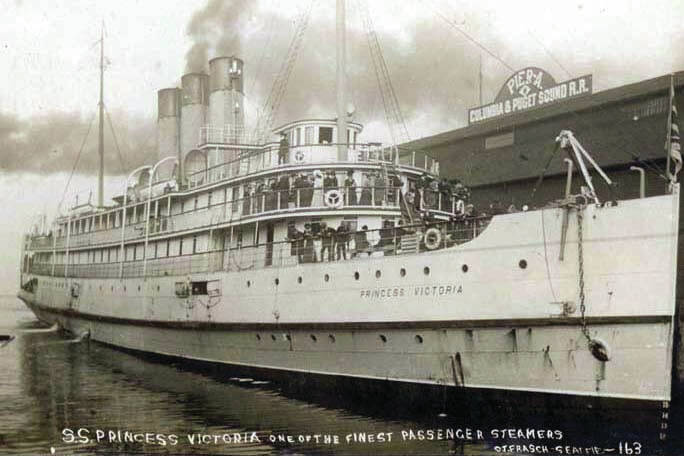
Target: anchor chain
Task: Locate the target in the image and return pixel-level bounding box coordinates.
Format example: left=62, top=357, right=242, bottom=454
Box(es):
left=576, top=206, right=609, bottom=363
left=576, top=207, right=591, bottom=343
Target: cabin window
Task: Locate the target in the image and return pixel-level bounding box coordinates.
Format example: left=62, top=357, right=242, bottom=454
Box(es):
left=305, top=126, right=314, bottom=144
left=192, top=235, right=198, bottom=254
left=179, top=238, right=184, bottom=255
left=181, top=201, right=185, bottom=213
left=154, top=242, right=158, bottom=259
left=319, top=127, right=333, bottom=144
left=194, top=197, right=198, bottom=211
left=207, top=191, right=213, bottom=207
left=296, top=127, right=302, bottom=146
left=165, top=240, right=170, bottom=257
left=191, top=281, right=208, bottom=295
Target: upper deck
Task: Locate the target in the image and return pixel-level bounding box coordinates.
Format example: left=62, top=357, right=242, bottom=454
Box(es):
left=23, top=119, right=453, bottom=254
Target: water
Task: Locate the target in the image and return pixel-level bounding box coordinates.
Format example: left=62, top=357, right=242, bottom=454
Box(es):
left=0, top=296, right=681, bottom=455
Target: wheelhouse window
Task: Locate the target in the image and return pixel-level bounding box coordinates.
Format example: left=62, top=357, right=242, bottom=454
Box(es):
left=319, top=127, right=333, bottom=144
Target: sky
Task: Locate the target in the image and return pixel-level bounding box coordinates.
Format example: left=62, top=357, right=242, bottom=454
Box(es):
left=1, top=0, right=683, bottom=293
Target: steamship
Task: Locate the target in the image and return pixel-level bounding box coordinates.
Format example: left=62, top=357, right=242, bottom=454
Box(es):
left=17, top=2, right=680, bottom=439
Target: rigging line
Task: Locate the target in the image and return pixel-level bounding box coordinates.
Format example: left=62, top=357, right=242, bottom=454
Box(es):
left=103, top=104, right=128, bottom=175
left=428, top=1, right=666, bottom=181
left=526, top=30, right=573, bottom=80
left=540, top=208, right=558, bottom=303
left=57, top=111, right=97, bottom=213
left=528, top=142, right=560, bottom=205
left=246, top=4, right=277, bottom=97
left=522, top=25, right=667, bottom=179
left=424, top=0, right=514, bottom=72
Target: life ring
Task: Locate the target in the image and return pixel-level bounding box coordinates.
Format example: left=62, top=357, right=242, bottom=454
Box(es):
left=324, top=189, right=344, bottom=209
left=424, top=227, right=442, bottom=250
left=294, top=150, right=305, bottom=162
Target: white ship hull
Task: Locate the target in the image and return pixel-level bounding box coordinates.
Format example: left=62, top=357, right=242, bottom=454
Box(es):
left=19, top=190, right=680, bottom=408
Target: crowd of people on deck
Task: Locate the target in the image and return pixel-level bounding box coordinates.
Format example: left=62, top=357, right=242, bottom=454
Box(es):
left=286, top=221, right=402, bottom=264
left=239, top=169, right=405, bottom=214
left=236, top=167, right=485, bottom=216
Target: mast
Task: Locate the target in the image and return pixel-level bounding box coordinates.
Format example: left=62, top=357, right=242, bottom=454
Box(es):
left=336, top=0, right=347, bottom=161
left=97, top=23, right=105, bottom=208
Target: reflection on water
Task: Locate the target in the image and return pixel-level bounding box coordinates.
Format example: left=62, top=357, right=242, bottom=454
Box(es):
left=0, top=296, right=680, bottom=455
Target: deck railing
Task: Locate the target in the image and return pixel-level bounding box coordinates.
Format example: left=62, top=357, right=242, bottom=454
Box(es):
left=187, top=142, right=439, bottom=189
left=27, top=187, right=463, bottom=251
left=29, top=217, right=491, bottom=279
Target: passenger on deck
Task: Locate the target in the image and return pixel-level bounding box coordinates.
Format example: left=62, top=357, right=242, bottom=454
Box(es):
left=303, top=223, right=316, bottom=263
left=292, top=173, right=304, bottom=206
left=276, top=174, right=290, bottom=210
left=300, top=174, right=314, bottom=207
left=265, top=179, right=277, bottom=211
left=323, top=171, right=338, bottom=194
left=287, top=225, right=303, bottom=263
left=489, top=200, right=505, bottom=215
left=319, top=222, right=335, bottom=262
left=344, top=170, right=357, bottom=206
left=255, top=180, right=265, bottom=213
left=335, top=223, right=350, bottom=260
left=373, top=172, right=385, bottom=205
left=353, top=225, right=371, bottom=257
left=242, top=184, right=253, bottom=215
left=387, top=173, right=402, bottom=205
left=359, top=173, right=372, bottom=205
left=376, top=220, right=395, bottom=255
left=278, top=133, right=289, bottom=165
left=438, top=178, right=452, bottom=211
left=312, top=171, right=324, bottom=207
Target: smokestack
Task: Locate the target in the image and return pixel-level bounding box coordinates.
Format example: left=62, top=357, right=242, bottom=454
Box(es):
left=209, top=56, right=245, bottom=143
left=180, top=73, right=209, bottom=159
left=157, top=88, right=180, bottom=161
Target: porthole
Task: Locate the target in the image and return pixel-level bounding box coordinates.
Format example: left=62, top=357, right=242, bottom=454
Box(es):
left=379, top=334, right=387, bottom=343
left=354, top=271, right=360, bottom=280
left=324, top=273, right=330, bottom=282
left=400, top=268, right=406, bottom=277
left=462, top=264, right=469, bottom=273
left=256, top=334, right=262, bottom=341
left=328, top=334, right=336, bottom=343
left=519, top=259, right=528, bottom=269
left=310, top=334, right=317, bottom=342
left=375, top=270, right=381, bottom=279
left=247, top=280, right=251, bottom=287
left=423, top=266, right=430, bottom=276
left=270, top=334, right=276, bottom=341
left=156, top=285, right=160, bottom=291
left=123, top=286, right=127, bottom=292
left=275, top=278, right=280, bottom=286
left=297, top=276, right=303, bottom=284
left=415, top=335, right=424, bottom=344
left=137, top=285, right=141, bottom=292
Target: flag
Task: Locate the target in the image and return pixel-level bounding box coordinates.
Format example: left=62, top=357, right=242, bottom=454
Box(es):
left=666, top=74, right=682, bottom=180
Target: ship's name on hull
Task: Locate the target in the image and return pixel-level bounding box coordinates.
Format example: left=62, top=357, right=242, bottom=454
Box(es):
left=360, top=284, right=463, bottom=299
